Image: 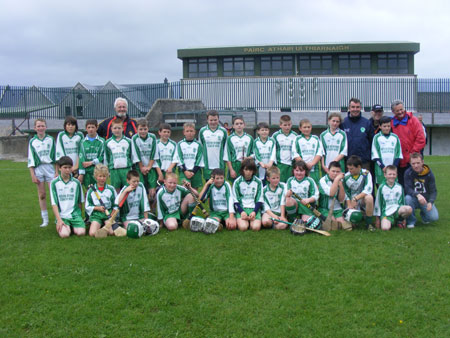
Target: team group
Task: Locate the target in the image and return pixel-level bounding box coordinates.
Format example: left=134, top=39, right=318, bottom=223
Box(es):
left=27, top=97, right=439, bottom=237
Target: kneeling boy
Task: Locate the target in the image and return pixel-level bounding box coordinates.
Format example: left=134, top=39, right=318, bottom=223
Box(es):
left=261, top=166, right=288, bottom=230
left=156, top=172, right=196, bottom=231
left=374, top=165, right=412, bottom=230
left=115, top=170, right=150, bottom=228
left=199, top=168, right=236, bottom=230
left=85, top=164, right=117, bottom=237
left=50, top=156, right=85, bottom=238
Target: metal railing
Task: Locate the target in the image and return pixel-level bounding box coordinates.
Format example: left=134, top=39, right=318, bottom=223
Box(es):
left=1, top=78, right=449, bottom=123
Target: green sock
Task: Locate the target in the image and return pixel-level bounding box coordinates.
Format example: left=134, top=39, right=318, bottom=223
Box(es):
left=286, top=205, right=297, bottom=222
left=365, top=216, right=373, bottom=225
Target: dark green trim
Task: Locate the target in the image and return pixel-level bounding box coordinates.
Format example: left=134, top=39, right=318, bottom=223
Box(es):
left=178, top=42, right=420, bottom=59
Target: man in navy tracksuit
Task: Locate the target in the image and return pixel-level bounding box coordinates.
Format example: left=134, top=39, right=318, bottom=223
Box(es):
left=341, top=97, right=374, bottom=171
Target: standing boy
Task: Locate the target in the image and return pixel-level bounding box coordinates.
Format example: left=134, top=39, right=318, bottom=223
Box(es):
left=131, top=119, right=158, bottom=201
left=343, top=155, right=375, bottom=230
left=374, top=165, right=412, bottom=230
left=371, top=116, right=402, bottom=186
left=104, top=119, right=133, bottom=192
left=253, top=122, right=276, bottom=183
left=198, top=110, right=228, bottom=180
left=154, top=123, right=177, bottom=183
left=50, top=156, right=85, bottom=238
left=224, top=116, right=254, bottom=182
left=176, top=122, right=204, bottom=189
left=272, top=115, right=297, bottom=182
left=199, top=168, right=237, bottom=230
left=404, top=152, right=439, bottom=228
left=292, top=119, right=323, bottom=184
left=78, top=119, right=105, bottom=189
left=320, top=113, right=347, bottom=174
left=28, top=118, right=56, bottom=227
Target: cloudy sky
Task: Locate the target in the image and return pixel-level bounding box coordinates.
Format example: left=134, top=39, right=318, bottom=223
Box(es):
left=1, top=0, right=449, bottom=87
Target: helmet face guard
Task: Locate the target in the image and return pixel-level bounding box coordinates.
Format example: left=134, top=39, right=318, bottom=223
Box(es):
left=343, top=209, right=364, bottom=223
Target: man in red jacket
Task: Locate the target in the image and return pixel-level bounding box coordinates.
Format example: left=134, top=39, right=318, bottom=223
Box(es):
left=97, top=97, right=137, bottom=139
left=390, top=99, right=426, bottom=185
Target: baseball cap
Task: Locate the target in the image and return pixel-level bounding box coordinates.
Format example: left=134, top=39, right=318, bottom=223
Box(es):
left=372, top=104, right=383, bottom=112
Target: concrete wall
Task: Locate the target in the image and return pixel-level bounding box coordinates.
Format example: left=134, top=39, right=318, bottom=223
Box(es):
left=145, top=99, right=207, bottom=128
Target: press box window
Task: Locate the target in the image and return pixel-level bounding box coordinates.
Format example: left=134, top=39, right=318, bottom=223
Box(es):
left=338, top=54, right=371, bottom=74
left=298, top=55, right=332, bottom=75
left=377, top=53, right=408, bottom=74
left=188, top=58, right=218, bottom=78
left=261, top=55, right=294, bottom=76
left=223, top=57, right=255, bottom=77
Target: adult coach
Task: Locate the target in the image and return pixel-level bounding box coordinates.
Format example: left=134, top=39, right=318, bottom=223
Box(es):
left=390, top=99, right=425, bottom=185
left=98, top=97, right=137, bottom=139
left=369, top=104, right=384, bottom=135
left=341, top=97, right=374, bottom=170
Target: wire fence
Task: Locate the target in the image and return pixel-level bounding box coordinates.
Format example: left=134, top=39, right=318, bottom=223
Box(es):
left=1, top=78, right=449, bottom=122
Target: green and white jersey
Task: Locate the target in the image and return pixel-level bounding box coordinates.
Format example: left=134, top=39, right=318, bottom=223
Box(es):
left=291, top=135, right=323, bottom=172
left=272, top=130, right=298, bottom=165
left=254, top=136, right=276, bottom=179
left=85, top=183, right=117, bottom=216
left=27, top=134, right=56, bottom=167
left=371, top=132, right=402, bottom=165
left=176, top=138, right=204, bottom=170
left=318, top=175, right=344, bottom=211
left=50, top=175, right=84, bottom=219
left=156, top=185, right=190, bottom=219
left=104, top=136, right=133, bottom=170
left=263, top=182, right=286, bottom=213
left=224, top=132, right=254, bottom=162
left=374, top=182, right=405, bottom=217
left=286, top=176, right=319, bottom=202
left=116, top=183, right=150, bottom=221
left=78, top=135, right=105, bottom=175
left=205, top=182, right=234, bottom=213
left=343, top=169, right=373, bottom=199
left=131, top=133, right=158, bottom=167
left=320, top=128, right=347, bottom=168
left=232, top=175, right=264, bottom=209
left=154, top=139, right=177, bottom=171
left=198, top=125, right=227, bottom=170
left=55, top=131, right=84, bottom=164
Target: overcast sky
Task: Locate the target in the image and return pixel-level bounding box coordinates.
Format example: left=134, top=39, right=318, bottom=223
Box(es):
left=1, top=0, right=449, bottom=87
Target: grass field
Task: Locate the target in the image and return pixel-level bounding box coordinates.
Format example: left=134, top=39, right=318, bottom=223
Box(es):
left=0, top=158, right=449, bottom=337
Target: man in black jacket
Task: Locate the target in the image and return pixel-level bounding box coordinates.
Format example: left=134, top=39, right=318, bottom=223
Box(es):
left=97, top=97, right=137, bottom=139
left=404, top=152, right=439, bottom=228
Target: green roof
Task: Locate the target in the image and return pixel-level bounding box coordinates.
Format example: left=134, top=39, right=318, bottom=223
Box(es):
left=178, top=41, right=420, bottom=59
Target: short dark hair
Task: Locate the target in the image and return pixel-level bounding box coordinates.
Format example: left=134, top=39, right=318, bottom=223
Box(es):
left=232, top=116, right=244, bottom=124
left=384, top=165, right=397, bottom=173
left=64, top=116, right=78, bottom=132
left=410, top=152, right=423, bottom=161
left=206, top=110, right=219, bottom=118
left=328, top=161, right=341, bottom=170
left=85, top=119, right=98, bottom=128
left=292, top=160, right=310, bottom=176
left=136, top=119, right=149, bottom=128
left=239, top=158, right=257, bottom=176
left=159, top=123, right=171, bottom=131
left=211, top=168, right=225, bottom=177
left=256, top=122, right=269, bottom=130
left=349, top=97, right=361, bottom=105
left=127, top=169, right=140, bottom=180
left=58, top=156, right=73, bottom=167
left=379, top=116, right=392, bottom=125
left=280, top=115, right=291, bottom=123
left=346, top=155, right=362, bottom=168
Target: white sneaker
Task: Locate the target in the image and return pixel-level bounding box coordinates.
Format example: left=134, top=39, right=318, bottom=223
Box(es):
left=40, top=222, right=48, bottom=228
left=407, top=224, right=415, bottom=229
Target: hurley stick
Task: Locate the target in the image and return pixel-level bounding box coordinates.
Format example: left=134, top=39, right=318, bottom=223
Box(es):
left=270, top=218, right=331, bottom=236
left=88, top=184, right=110, bottom=216
left=322, top=197, right=335, bottom=231
left=95, top=190, right=130, bottom=238
left=291, top=191, right=326, bottom=222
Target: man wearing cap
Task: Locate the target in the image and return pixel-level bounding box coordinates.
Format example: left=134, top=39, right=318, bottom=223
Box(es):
left=341, top=97, right=374, bottom=171
left=390, top=99, right=426, bottom=185
left=369, top=104, right=385, bottom=135
left=98, top=97, right=138, bottom=139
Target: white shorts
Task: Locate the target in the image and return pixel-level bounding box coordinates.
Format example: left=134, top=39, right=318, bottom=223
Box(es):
left=35, top=164, right=55, bottom=182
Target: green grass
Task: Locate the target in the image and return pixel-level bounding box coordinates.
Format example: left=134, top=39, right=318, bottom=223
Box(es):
left=0, top=158, right=449, bottom=337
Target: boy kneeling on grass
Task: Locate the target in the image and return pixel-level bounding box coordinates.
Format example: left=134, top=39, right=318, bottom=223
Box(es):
left=261, top=166, right=288, bottom=230
left=199, top=168, right=237, bottom=230
left=115, top=170, right=150, bottom=229
left=85, top=164, right=117, bottom=237
left=50, top=156, right=85, bottom=238
left=156, top=172, right=197, bottom=231
left=374, top=165, right=412, bottom=230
